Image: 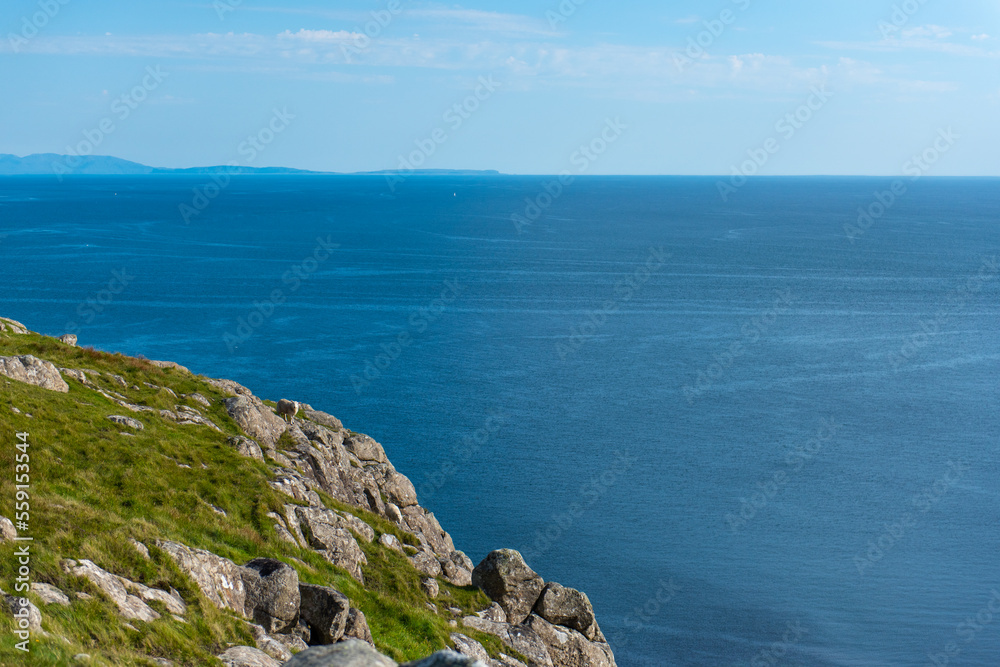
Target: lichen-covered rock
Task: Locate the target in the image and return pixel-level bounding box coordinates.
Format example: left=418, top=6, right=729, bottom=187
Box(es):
left=284, top=639, right=397, bottom=667
left=460, top=616, right=552, bottom=667
left=441, top=551, right=474, bottom=587
left=296, top=507, right=368, bottom=583
left=63, top=559, right=159, bottom=622
left=108, top=415, right=144, bottom=430
left=156, top=541, right=246, bottom=615
left=240, top=558, right=300, bottom=634
left=31, top=583, right=70, bottom=606
left=301, top=405, right=344, bottom=431
left=217, top=646, right=282, bottom=667
left=2, top=588, right=44, bottom=635
left=524, top=614, right=616, bottom=667
left=298, top=583, right=350, bottom=645
left=58, top=334, right=78, bottom=346
left=533, top=583, right=602, bottom=641
left=411, top=550, right=443, bottom=578
left=472, top=550, right=545, bottom=626
left=343, top=433, right=388, bottom=463
left=450, top=634, right=527, bottom=667
left=402, top=650, right=486, bottom=667
left=245, top=622, right=294, bottom=662
left=228, top=436, right=264, bottom=460
left=344, top=607, right=374, bottom=646
left=0, top=516, right=16, bottom=542
left=223, top=395, right=287, bottom=448
left=0, top=355, right=69, bottom=392
left=0, top=318, right=29, bottom=334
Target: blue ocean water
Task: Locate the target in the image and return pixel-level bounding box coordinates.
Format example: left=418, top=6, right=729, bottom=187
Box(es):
left=2, top=175, right=999, bottom=666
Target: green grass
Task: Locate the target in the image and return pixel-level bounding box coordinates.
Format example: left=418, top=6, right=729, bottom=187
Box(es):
left=0, top=331, right=504, bottom=665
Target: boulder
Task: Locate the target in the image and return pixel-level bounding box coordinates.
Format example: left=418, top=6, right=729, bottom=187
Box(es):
left=63, top=559, right=159, bottom=622
left=245, top=622, right=294, bottom=662
left=1, top=589, right=44, bottom=635
left=411, top=550, right=443, bottom=578
left=108, top=415, right=144, bottom=430
left=223, top=395, right=287, bottom=448
left=421, top=578, right=440, bottom=598
left=344, top=607, right=374, bottom=645
left=156, top=540, right=246, bottom=615
left=150, top=360, right=191, bottom=374
left=32, top=583, right=70, bottom=606
left=343, top=433, right=387, bottom=463
left=533, top=583, right=601, bottom=641
left=449, top=634, right=527, bottom=667
left=369, top=464, right=418, bottom=507
left=477, top=603, right=507, bottom=624
left=0, top=318, right=29, bottom=334
left=241, top=558, right=300, bottom=634
left=228, top=436, right=264, bottom=460
left=61, top=368, right=91, bottom=385
left=379, top=533, right=403, bottom=552
left=524, top=614, right=616, bottom=667
left=217, top=646, right=282, bottom=667
left=0, top=355, right=69, bottom=392
left=440, top=552, right=473, bottom=587
left=401, top=507, right=455, bottom=557
left=283, top=639, right=397, bottom=667
left=119, top=578, right=186, bottom=615
left=472, top=550, right=545, bottom=625
left=298, top=583, right=350, bottom=645
left=401, top=650, right=486, bottom=667
left=0, top=516, right=16, bottom=541
left=58, top=334, right=78, bottom=346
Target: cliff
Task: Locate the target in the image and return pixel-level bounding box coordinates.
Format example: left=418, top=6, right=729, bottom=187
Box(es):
left=0, top=317, right=616, bottom=667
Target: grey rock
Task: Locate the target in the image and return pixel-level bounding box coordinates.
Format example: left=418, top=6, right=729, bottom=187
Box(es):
left=440, top=552, right=473, bottom=587
left=217, top=646, right=282, bottom=667
left=378, top=533, right=403, bottom=552
left=345, top=607, right=374, bottom=645
left=296, top=507, right=368, bottom=583
left=0, top=318, right=29, bottom=334
left=369, top=464, right=418, bottom=507
left=187, top=392, right=212, bottom=407
left=421, top=578, right=440, bottom=598
left=401, top=507, right=455, bottom=558
left=0, top=516, right=16, bottom=541
left=0, top=355, right=69, bottom=392
left=223, top=395, right=287, bottom=448
left=402, top=650, right=486, bottom=667
left=284, top=639, right=397, bottom=667
left=245, top=622, right=294, bottom=662
left=338, top=511, right=376, bottom=543
left=533, top=583, right=602, bottom=641
left=61, top=368, right=92, bottom=385
left=411, top=550, right=443, bottom=578
left=130, top=539, right=151, bottom=560
left=119, top=578, right=186, bottom=616
left=150, top=360, right=191, bottom=374
left=58, top=334, right=78, bottom=346
left=106, top=373, right=128, bottom=387
left=107, top=415, right=144, bottom=430
left=298, top=583, right=350, bottom=645
left=156, top=540, right=246, bottom=615
left=476, top=603, right=507, bottom=624
left=228, top=436, right=265, bottom=461
left=524, top=614, right=616, bottom=667
left=32, top=583, right=70, bottom=606
left=240, top=558, right=300, bottom=634
left=344, top=433, right=388, bottom=463
left=301, top=405, right=344, bottom=430
left=472, top=550, right=545, bottom=626
left=450, top=634, right=527, bottom=667
left=2, top=589, right=44, bottom=635
left=459, top=616, right=552, bottom=667
left=63, top=560, right=159, bottom=622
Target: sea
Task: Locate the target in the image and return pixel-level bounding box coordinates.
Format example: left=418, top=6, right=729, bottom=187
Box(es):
left=1, top=175, right=998, bottom=666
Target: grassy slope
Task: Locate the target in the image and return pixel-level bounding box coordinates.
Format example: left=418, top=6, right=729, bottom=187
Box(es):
left=0, top=331, right=507, bottom=666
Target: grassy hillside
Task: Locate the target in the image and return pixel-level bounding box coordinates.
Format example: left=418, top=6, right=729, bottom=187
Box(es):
left=0, top=330, right=504, bottom=666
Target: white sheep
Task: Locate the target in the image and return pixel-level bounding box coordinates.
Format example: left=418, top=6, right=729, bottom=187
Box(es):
left=277, top=399, right=299, bottom=422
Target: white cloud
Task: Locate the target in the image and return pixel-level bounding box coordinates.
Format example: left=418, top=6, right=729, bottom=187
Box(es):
left=971, top=34, right=990, bottom=41
left=278, top=29, right=363, bottom=42
left=900, top=25, right=953, bottom=39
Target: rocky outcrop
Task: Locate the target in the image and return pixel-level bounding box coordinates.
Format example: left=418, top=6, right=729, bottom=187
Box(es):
left=472, top=551, right=545, bottom=625
left=0, top=354, right=69, bottom=392
left=32, top=583, right=70, bottom=606
left=58, top=334, right=78, bottom=346
left=525, top=616, right=615, bottom=667
left=61, top=559, right=167, bottom=622
left=296, top=508, right=368, bottom=583
left=1, top=588, right=44, bottom=636
left=108, top=415, right=144, bottom=430
left=0, top=318, right=29, bottom=334
left=230, top=436, right=265, bottom=460
left=284, top=639, right=398, bottom=667
left=344, top=608, right=373, bottom=645
left=450, top=633, right=527, bottom=667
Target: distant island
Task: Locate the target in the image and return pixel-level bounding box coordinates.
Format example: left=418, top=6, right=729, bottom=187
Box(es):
left=0, top=153, right=502, bottom=177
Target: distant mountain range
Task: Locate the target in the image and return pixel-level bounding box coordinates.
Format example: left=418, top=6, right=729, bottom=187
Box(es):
left=0, top=154, right=501, bottom=177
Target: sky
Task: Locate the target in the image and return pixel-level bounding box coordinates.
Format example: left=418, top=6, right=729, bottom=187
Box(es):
left=1, top=0, right=998, bottom=175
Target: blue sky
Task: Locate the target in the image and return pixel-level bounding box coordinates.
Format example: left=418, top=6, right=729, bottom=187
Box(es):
left=2, top=0, right=998, bottom=174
